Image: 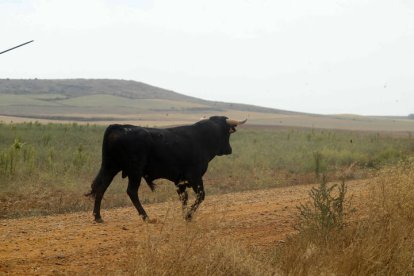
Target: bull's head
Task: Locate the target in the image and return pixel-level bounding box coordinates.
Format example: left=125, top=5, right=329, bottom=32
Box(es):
left=208, top=116, right=247, bottom=156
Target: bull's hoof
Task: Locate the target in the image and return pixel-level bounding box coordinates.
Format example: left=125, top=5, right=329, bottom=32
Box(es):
left=146, top=218, right=158, bottom=224
left=94, top=217, right=104, bottom=223
left=184, top=213, right=193, bottom=222
left=143, top=216, right=157, bottom=224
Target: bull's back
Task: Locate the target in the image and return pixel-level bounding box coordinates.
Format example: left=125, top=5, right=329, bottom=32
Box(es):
left=101, top=124, right=153, bottom=169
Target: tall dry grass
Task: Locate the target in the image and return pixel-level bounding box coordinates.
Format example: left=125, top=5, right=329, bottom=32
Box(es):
left=274, top=158, right=414, bottom=275
left=131, top=223, right=273, bottom=276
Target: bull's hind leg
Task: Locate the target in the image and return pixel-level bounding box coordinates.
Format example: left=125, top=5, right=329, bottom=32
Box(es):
left=185, top=179, right=205, bottom=221
left=127, top=174, right=149, bottom=222
left=90, top=168, right=118, bottom=223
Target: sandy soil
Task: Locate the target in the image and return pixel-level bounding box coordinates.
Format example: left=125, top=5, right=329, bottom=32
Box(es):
left=0, top=179, right=371, bottom=275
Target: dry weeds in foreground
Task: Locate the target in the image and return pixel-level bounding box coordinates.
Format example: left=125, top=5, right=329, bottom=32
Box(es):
left=128, top=209, right=277, bottom=276
left=275, top=159, right=414, bottom=275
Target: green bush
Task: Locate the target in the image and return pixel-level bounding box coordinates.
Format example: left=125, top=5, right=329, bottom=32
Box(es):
left=296, top=176, right=349, bottom=237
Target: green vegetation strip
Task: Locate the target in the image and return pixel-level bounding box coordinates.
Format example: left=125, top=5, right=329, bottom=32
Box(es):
left=1, top=122, right=413, bottom=218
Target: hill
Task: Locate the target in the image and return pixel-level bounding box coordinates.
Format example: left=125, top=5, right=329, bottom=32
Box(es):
left=0, top=78, right=414, bottom=132
left=0, top=78, right=293, bottom=115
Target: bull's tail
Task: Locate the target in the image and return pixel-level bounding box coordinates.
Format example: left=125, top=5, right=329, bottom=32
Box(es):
left=84, top=168, right=104, bottom=198
left=85, top=125, right=116, bottom=198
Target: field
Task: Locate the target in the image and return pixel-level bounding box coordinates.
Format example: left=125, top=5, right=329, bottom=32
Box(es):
left=1, top=121, right=414, bottom=274
left=1, top=123, right=414, bottom=219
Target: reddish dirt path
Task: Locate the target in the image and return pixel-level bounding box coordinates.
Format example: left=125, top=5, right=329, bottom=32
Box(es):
left=0, top=180, right=371, bottom=275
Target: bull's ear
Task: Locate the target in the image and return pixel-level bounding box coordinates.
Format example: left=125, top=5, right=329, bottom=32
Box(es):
left=229, top=126, right=236, bottom=133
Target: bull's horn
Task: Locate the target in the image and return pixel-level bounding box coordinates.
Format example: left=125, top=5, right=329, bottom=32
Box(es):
left=226, top=118, right=247, bottom=126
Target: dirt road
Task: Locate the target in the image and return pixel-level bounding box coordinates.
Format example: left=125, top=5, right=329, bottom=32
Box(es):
left=0, top=180, right=371, bottom=275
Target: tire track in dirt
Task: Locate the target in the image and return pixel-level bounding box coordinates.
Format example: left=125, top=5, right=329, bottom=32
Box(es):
left=0, top=180, right=371, bottom=274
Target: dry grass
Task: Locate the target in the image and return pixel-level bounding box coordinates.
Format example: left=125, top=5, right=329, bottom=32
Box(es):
left=274, top=158, right=414, bottom=275
left=121, top=207, right=277, bottom=276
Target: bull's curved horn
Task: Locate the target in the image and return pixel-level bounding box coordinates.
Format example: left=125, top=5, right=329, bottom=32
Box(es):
left=226, top=118, right=247, bottom=126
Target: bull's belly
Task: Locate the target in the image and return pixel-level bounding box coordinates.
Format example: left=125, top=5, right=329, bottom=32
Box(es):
left=143, top=170, right=183, bottom=185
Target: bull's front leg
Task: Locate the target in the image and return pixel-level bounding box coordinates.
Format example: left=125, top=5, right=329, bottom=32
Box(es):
left=185, top=179, right=205, bottom=221
left=176, top=183, right=189, bottom=210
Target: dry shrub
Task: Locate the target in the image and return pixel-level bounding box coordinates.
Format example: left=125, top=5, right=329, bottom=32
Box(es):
left=344, top=159, right=414, bottom=275
left=275, top=158, right=414, bottom=275
left=125, top=209, right=276, bottom=276
left=296, top=175, right=349, bottom=238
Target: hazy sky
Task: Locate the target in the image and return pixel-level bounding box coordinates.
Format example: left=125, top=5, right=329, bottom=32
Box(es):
left=1, top=0, right=414, bottom=115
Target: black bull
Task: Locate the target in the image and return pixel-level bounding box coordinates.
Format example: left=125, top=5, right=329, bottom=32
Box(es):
left=85, top=116, right=246, bottom=222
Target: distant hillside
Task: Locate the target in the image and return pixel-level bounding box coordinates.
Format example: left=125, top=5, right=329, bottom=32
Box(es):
left=1, top=79, right=413, bottom=132
left=0, top=79, right=296, bottom=115
left=0, top=79, right=196, bottom=101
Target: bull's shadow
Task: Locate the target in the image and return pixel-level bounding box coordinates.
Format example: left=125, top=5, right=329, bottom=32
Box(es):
left=85, top=116, right=246, bottom=223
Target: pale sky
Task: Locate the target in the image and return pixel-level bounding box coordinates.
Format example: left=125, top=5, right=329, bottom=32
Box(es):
left=1, top=0, right=414, bottom=115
